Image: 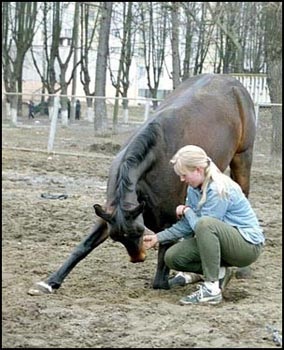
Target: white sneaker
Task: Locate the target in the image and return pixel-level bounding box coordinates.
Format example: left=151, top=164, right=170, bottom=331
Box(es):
left=179, top=284, right=222, bottom=305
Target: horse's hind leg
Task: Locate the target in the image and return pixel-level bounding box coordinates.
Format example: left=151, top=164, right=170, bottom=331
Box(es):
left=229, top=148, right=254, bottom=279
left=28, top=221, right=108, bottom=295
left=229, top=147, right=254, bottom=197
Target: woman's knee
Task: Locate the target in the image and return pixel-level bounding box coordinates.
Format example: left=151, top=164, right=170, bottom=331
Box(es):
left=195, top=217, right=217, bottom=234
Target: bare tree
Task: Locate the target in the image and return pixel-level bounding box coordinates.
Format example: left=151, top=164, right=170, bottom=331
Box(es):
left=138, top=2, right=168, bottom=108
left=3, top=1, right=280, bottom=130
left=192, top=3, right=215, bottom=75
left=170, top=2, right=181, bottom=89
left=56, top=3, right=81, bottom=126
left=180, top=2, right=195, bottom=80
left=263, top=2, right=282, bottom=158
left=239, top=2, right=264, bottom=73
left=109, top=2, right=138, bottom=132
left=94, top=2, right=113, bottom=134
left=207, top=2, right=266, bottom=74
left=206, top=2, right=243, bottom=73
left=2, top=2, right=37, bottom=124
left=180, top=2, right=215, bottom=76
left=31, top=3, right=61, bottom=118
left=79, top=3, right=100, bottom=123
left=31, top=3, right=81, bottom=125
left=70, top=3, right=80, bottom=121
left=223, top=2, right=243, bottom=73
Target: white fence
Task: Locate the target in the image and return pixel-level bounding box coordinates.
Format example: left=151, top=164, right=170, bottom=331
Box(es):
left=232, top=74, right=270, bottom=104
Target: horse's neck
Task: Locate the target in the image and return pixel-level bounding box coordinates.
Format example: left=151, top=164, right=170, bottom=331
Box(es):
left=122, top=167, right=142, bottom=206
left=107, top=150, right=155, bottom=208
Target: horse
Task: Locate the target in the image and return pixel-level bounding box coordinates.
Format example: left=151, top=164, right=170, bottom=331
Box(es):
left=29, top=73, right=256, bottom=295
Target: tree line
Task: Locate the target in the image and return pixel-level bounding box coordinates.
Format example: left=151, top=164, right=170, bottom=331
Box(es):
left=2, top=2, right=282, bottom=137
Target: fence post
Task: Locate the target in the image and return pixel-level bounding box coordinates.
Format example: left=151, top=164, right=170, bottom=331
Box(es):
left=10, top=94, right=18, bottom=126
left=144, top=99, right=150, bottom=121
left=254, top=103, right=259, bottom=126
left=47, top=96, right=59, bottom=153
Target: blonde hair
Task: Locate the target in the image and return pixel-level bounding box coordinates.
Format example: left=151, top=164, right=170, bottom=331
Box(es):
left=170, top=145, right=235, bottom=208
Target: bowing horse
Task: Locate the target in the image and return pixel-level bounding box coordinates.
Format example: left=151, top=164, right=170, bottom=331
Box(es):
left=30, top=73, right=256, bottom=295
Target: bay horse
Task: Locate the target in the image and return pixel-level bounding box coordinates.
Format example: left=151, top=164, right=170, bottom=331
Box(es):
left=29, top=73, right=256, bottom=295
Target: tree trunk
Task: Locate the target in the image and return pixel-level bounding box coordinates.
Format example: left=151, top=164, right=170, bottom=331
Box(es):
left=94, top=2, right=113, bottom=134
left=171, top=2, right=181, bottom=89
left=263, top=2, right=282, bottom=158
left=70, top=3, right=80, bottom=121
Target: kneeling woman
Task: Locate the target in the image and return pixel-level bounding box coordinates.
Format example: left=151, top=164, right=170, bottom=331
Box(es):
left=143, top=145, right=264, bottom=304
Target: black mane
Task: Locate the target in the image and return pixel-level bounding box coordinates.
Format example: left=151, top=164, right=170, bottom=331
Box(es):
left=112, top=122, right=160, bottom=227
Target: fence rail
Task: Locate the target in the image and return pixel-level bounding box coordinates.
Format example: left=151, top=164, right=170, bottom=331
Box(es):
left=2, top=91, right=163, bottom=125
left=2, top=92, right=282, bottom=163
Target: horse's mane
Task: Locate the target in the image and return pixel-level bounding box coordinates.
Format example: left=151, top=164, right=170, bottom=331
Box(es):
left=112, top=121, right=160, bottom=228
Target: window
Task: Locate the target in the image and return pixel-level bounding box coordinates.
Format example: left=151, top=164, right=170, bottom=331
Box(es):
left=110, top=47, right=120, bottom=54
left=59, top=38, right=72, bottom=46
left=138, top=66, right=145, bottom=78
left=64, top=28, right=72, bottom=38
left=112, top=29, right=120, bottom=38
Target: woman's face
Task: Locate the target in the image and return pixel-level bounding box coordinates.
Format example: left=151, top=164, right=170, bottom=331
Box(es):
left=178, top=167, right=205, bottom=188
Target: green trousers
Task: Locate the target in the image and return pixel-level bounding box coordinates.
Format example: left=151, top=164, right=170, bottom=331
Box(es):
left=164, top=217, right=263, bottom=282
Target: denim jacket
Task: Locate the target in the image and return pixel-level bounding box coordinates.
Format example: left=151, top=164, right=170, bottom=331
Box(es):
left=157, top=181, right=265, bottom=245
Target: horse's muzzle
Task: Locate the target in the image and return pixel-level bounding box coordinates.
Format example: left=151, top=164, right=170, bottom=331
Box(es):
left=129, top=249, right=146, bottom=263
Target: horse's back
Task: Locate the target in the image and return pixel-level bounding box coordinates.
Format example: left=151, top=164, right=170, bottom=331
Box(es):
left=151, top=74, right=256, bottom=169
left=157, top=73, right=254, bottom=112
left=139, top=73, right=256, bottom=222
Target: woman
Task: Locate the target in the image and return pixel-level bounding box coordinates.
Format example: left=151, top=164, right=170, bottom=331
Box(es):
left=143, top=145, right=264, bottom=305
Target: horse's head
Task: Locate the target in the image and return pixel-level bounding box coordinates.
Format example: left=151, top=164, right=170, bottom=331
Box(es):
left=93, top=202, right=148, bottom=263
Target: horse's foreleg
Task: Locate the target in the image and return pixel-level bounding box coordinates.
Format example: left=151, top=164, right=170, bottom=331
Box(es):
left=152, top=243, right=172, bottom=290
left=28, top=221, right=108, bottom=295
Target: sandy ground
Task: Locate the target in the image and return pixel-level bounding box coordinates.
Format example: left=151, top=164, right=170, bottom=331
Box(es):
left=2, top=116, right=282, bottom=348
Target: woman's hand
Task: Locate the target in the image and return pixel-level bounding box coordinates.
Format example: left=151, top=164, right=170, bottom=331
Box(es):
left=176, top=205, right=189, bottom=219
left=143, top=234, right=159, bottom=250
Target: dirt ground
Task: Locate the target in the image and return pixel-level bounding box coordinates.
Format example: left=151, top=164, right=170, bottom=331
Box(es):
left=2, top=115, right=282, bottom=348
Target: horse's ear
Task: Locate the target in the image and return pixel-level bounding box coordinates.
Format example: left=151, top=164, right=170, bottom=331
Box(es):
left=94, top=204, right=112, bottom=223
left=128, top=201, right=145, bottom=219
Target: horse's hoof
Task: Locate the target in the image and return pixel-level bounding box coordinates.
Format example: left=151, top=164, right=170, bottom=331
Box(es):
left=235, top=267, right=252, bottom=279
left=28, top=281, right=54, bottom=296
left=152, top=281, right=170, bottom=290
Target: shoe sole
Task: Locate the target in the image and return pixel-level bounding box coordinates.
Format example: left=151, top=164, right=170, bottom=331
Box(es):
left=179, top=297, right=222, bottom=305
